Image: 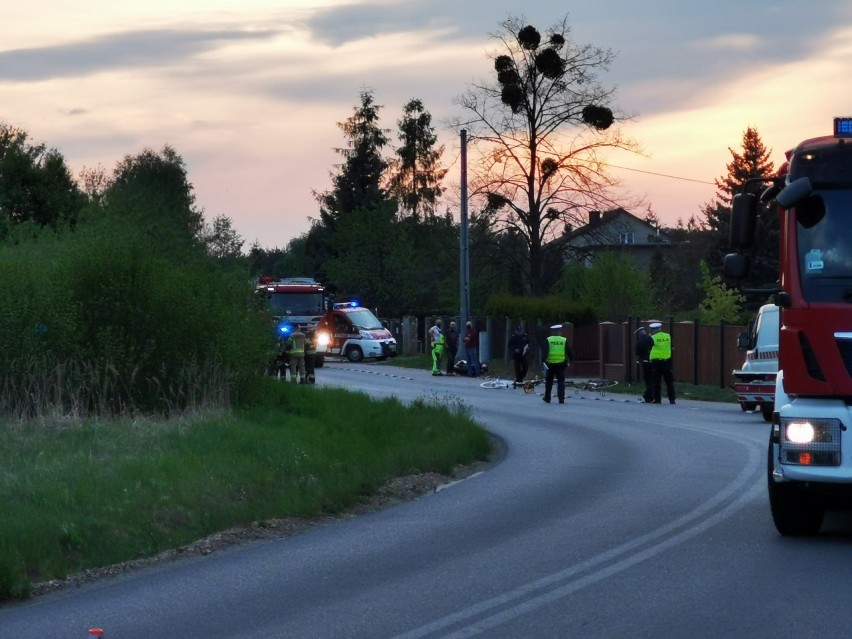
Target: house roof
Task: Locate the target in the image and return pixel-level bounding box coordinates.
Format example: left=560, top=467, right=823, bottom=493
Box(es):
left=551, top=207, right=675, bottom=249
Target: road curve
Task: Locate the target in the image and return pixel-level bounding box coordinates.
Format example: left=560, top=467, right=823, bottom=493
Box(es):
left=2, top=364, right=851, bottom=638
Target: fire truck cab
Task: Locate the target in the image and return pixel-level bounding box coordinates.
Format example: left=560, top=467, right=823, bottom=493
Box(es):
left=725, top=117, right=852, bottom=535
left=315, top=302, right=397, bottom=363
left=256, top=277, right=328, bottom=368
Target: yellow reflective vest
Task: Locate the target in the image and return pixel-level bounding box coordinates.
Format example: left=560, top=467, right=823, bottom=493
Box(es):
left=545, top=335, right=567, bottom=364
left=650, top=331, right=672, bottom=360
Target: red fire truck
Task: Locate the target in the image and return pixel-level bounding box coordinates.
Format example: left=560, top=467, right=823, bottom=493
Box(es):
left=256, top=277, right=329, bottom=366
left=725, top=116, right=852, bottom=535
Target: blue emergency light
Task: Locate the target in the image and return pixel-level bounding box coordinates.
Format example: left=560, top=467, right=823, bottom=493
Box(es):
left=277, top=322, right=293, bottom=337
left=834, top=117, right=852, bottom=137
left=333, top=300, right=360, bottom=309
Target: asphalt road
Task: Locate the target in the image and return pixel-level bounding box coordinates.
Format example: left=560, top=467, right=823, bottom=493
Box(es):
left=3, top=363, right=852, bottom=638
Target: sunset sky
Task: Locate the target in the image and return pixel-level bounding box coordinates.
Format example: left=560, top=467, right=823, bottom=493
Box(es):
left=2, top=0, right=851, bottom=249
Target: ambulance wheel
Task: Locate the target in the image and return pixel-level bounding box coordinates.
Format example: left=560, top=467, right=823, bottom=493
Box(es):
left=346, top=346, right=364, bottom=362
left=314, top=355, right=324, bottom=368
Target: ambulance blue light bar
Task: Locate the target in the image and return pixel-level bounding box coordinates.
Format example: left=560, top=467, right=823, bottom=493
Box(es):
left=333, top=300, right=360, bottom=309
left=834, top=117, right=852, bottom=137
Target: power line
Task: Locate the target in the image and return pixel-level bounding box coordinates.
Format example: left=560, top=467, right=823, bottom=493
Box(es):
left=607, top=163, right=715, bottom=185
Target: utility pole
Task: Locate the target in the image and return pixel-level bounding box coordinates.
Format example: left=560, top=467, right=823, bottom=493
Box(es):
left=459, top=129, right=470, bottom=326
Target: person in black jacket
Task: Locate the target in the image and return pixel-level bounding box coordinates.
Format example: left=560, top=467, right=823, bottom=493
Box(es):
left=445, top=320, right=459, bottom=376
left=635, top=324, right=655, bottom=403
left=507, top=325, right=530, bottom=383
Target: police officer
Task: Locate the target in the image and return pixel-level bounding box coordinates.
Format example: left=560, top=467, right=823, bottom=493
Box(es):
left=649, top=322, right=676, bottom=404
left=508, top=325, right=530, bottom=383
left=542, top=324, right=573, bottom=404
left=635, top=324, right=655, bottom=403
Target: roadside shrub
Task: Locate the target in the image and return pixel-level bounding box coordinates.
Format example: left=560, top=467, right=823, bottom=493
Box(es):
left=0, top=217, right=270, bottom=417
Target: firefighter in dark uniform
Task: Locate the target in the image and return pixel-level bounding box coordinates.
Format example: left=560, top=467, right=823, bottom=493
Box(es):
left=650, top=322, right=676, bottom=404
left=304, top=326, right=317, bottom=384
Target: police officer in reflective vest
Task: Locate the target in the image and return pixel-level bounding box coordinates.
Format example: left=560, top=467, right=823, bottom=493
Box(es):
left=649, top=322, right=676, bottom=404
left=543, top=324, right=573, bottom=404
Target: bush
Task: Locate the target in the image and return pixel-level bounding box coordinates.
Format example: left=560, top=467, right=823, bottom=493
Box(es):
left=0, top=217, right=270, bottom=417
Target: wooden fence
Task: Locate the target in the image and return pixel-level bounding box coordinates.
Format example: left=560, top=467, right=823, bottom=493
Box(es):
left=397, top=316, right=748, bottom=389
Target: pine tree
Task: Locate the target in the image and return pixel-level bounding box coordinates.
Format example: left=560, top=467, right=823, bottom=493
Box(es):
left=386, top=99, right=447, bottom=220
left=701, top=127, right=778, bottom=294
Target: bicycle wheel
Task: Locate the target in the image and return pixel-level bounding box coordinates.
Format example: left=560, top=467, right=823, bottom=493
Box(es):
left=480, top=379, right=511, bottom=389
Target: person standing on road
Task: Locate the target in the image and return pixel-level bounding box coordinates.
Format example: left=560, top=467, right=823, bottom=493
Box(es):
left=445, top=320, right=459, bottom=376
left=463, top=321, right=480, bottom=377
left=287, top=324, right=307, bottom=384
left=635, top=325, right=655, bottom=403
left=304, top=326, right=317, bottom=384
left=428, top=318, right=445, bottom=376
left=649, top=322, right=676, bottom=404
left=508, top=325, right=529, bottom=383
left=542, top=324, right=573, bottom=404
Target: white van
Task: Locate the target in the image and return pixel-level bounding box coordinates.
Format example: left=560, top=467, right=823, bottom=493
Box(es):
left=732, top=303, right=779, bottom=421
left=314, top=302, right=397, bottom=365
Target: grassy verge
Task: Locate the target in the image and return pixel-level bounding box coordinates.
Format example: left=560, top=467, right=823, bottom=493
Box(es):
left=0, top=378, right=489, bottom=601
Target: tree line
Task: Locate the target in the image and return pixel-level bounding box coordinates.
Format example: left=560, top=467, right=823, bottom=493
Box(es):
left=248, top=16, right=778, bottom=323
left=0, top=14, right=781, bottom=418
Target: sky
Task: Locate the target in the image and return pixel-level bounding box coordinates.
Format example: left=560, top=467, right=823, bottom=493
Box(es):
left=2, top=0, right=852, bottom=250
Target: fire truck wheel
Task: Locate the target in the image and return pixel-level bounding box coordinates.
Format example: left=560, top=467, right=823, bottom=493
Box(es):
left=346, top=345, right=364, bottom=363
left=740, top=401, right=757, bottom=412
left=314, top=355, right=324, bottom=368
left=767, top=441, right=824, bottom=536
left=761, top=403, right=774, bottom=422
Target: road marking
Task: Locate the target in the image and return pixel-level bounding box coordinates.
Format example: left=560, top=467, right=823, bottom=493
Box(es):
left=435, top=472, right=484, bottom=493
left=392, top=423, right=764, bottom=639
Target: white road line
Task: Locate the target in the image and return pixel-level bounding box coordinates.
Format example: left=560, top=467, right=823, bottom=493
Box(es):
left=392, top=422, right=764, bottom=639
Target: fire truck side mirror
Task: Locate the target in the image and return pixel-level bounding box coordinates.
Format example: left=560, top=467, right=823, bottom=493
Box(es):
left=723, top=252, right=750, bottom=280
left=730, top=192, right=757, bottom=249
left=776, top=176, right=813, bottom=209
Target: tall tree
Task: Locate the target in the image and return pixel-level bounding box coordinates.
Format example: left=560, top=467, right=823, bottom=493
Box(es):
left=0, top=123, right=85, bottom=231
left=386, top=99, right=447, bottom=219
left=317, top=89, right=390, bottom=228
left=702, top=127, right=777, bottom=292
left=455, top=15, right=637, bottom=296
left=104, top=146, right=204, bottom=258
left=202, top=214, right=245, bottom=260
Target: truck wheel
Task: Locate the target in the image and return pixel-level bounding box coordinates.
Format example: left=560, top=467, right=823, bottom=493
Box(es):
left=741, top=402, right=757, bottom=412
left=767, top=441, right=824, bottom=535
left=761, top=403, right=774, bottom=422
left=314, top=355, right=324, bottom=368
left=346, top=346, right=364, bottom=363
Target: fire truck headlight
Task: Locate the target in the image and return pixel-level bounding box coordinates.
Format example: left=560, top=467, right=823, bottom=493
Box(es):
left=316, top=331, right=330, bottom=347
left=785, top=421, right=816, bottom=444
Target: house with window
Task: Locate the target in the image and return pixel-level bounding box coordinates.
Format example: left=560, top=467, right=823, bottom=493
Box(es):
left=550, top=208, right=676, bottom=270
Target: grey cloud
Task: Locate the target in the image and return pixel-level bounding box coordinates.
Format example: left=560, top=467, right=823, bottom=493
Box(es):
left=0, top=28, right=278, bottom=82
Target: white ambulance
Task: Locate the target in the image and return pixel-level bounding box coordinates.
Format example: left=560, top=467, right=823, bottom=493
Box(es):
left=314, top=302, right=397, bottom=364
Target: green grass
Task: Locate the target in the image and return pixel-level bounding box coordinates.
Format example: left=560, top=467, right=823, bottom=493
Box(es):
left=0, top=378, right=489, bottom=601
